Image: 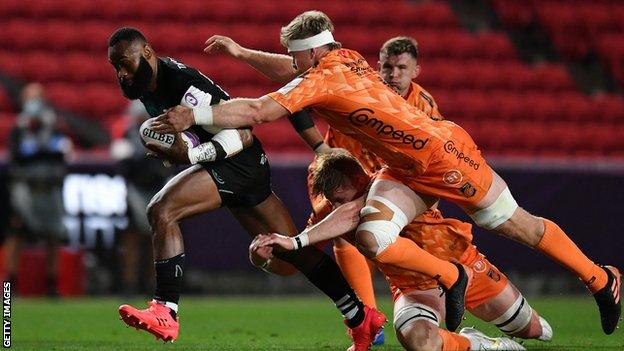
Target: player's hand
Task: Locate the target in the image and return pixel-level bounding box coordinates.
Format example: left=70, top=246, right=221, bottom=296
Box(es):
left=145, top=134, right=190, bottom=165
left=255, top=233, right=296, bottom=251
left=249, top=234, right=274, bottom=268
left=204, top=35, right=244, bottom=58
left=151, top=106, right=194, bottom=133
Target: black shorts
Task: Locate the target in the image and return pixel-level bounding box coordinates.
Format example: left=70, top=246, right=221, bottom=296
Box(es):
left=199, top=136, right=272, bottom=207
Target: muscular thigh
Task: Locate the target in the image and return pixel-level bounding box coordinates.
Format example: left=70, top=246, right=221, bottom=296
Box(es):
left=149, top=164, right=222, bottom=218
left=229, top=193, right=298, bottom=238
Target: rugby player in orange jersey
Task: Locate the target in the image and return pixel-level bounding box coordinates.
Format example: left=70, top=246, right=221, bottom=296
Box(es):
left=253, top=151, right=553, bottom=350
left=153, top=11, right=621, bottom=335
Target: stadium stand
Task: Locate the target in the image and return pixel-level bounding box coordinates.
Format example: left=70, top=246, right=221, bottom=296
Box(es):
left=0, top=0, right=622, bottom=157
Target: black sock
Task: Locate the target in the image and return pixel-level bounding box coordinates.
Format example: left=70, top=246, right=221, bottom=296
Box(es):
left=154, top=253, right=185, bottom=318
left=276, top=248, right=365, bottom=328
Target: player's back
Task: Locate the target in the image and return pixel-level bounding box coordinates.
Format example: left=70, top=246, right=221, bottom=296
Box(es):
left=311, top=49, right=454, bottom=175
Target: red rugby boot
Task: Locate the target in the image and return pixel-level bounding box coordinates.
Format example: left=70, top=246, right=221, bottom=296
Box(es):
left=345, top=306, right=386, bottom=351
left=119, top=300, right=179, bottom=342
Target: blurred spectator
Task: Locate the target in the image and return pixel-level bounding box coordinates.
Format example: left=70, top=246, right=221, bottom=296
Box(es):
left=110, top=101, right=172, bottom=295
left=4, top=83, right=72, bottom=295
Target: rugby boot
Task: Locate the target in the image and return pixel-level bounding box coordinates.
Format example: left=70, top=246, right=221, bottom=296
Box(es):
left=459, top=327, right=525, bottom=350
left=345, top=306, right=386, bottom=351
left=444, top=263, right=469, bottom=332
left=591, top=265, right=621, bottom=334
left=537, top=316, right=553, bottom=341
left=119, top=300, right=179, bottom=342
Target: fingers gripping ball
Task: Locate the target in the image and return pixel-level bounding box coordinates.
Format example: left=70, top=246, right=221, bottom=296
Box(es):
left=139, top=118, right=199, bottom=149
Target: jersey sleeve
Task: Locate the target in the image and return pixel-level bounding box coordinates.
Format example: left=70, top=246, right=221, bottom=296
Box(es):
left=179, top=85, right=214, bottom=109
left=267, top=68, right=328, bottom=114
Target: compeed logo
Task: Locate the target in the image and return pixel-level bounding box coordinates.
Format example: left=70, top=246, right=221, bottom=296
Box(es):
left=443, top=141, right=480, bottom=170
left=348, top=108, right=429, bottom=150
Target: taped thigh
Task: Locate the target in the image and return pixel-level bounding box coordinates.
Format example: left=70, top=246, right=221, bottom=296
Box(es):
left=394, top=301, right=441, bottom=332
left=490, top=294, right=532, bottom=335
left=469, top=187, right=518, bottom=229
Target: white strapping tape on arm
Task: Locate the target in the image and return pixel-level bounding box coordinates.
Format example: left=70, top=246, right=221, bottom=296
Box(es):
left=211, top=129, right=244, bottom=156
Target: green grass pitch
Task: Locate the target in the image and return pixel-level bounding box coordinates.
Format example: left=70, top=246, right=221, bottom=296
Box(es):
left=12, top=296, right=624, bottom=350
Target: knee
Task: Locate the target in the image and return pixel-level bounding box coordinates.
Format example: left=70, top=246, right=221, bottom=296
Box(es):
left=354, top=230, right=379, bottom=258
left=146, top=195, right=174, bottom=233
left=397, top=323, right=442, bottom=351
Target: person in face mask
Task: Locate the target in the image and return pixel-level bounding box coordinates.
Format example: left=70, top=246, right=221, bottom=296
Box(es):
left=5, top=83, right=72, bottom=296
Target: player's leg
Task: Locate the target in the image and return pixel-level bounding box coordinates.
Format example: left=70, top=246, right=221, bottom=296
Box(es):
left=471, top=282, right=552, bottom=341
left=354, top=175, right=469, bottom=331
left=393, top=289, right=448, bottom=350
left=332, top=238, right=385, bottom=345
left=333, top=238, right=377, bottom=308
left=394, top=288, right=524, bottom=351
left=230, top=193, right=386, bottom=349
left=413, top=124, right=620, bottom=334
left=465, top=257, right=552, bottom=341
left=467, top=170, right=621, bottom=334
left=119, top=165, right=222, bottom=341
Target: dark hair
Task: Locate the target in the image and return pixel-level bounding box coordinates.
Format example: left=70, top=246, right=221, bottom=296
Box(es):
left=108, top=27, right=147, bottom=47
left=311, top=150, right=368, bottom=198
left=380, top=36, right=418, bottom=60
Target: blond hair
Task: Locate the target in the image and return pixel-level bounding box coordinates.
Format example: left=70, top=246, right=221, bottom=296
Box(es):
left=311, top=150, right=368, bottom=198
left=280, top=10, right=341, bottom=50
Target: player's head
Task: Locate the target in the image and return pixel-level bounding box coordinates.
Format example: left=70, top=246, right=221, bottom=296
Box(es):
left=379, top=36, right=420, bottom=97
left=280, top=11, right=341, bottom=71
left=311, top=150, right=370, bottom=207
left=108, top=27, right=156, bottom=100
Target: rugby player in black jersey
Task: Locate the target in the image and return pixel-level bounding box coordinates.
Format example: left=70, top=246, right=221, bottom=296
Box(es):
left=107, top=28, right=385, bottom=345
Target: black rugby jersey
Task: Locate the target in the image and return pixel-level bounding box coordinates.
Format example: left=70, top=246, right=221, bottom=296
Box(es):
left=140, top=57, right=231, bottom=140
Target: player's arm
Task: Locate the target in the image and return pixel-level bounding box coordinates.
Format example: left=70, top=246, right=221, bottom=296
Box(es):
left=186, top=128, right=253, bottom=164
left=144, top=127, right=253, bottom=165
left=152, top=96, right=290, bottom=133
left=204, top=35, right=299, bottom=83
left=153, top=71, right=326, bottom=133
left=146, top=82, right=256, bottom=164
left=288, top=109, right=331, bottom=154
left=254, top=196, right=366, bottom=251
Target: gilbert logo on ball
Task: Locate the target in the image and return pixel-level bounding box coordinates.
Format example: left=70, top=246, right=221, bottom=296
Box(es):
left=139, top=118, right=175, bottom=148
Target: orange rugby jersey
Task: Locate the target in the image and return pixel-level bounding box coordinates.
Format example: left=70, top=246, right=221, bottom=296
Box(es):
left=404, top=82, right=442, bottom=121
left=269, top=49, right=455, bottom=176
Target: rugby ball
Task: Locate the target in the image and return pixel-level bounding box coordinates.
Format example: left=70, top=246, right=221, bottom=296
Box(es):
left=140, top=118, right=175, bottom=148
left=139, top=118, right=200, bottom=149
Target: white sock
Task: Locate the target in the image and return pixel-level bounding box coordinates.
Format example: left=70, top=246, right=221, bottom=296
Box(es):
left=156, top=300, right=179, bottom=313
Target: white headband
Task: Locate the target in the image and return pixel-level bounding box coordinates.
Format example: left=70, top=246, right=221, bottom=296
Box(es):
left=287, top=30, right=336, bottom=52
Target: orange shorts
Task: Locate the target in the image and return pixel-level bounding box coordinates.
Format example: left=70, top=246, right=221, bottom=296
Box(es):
left=464, top=256, right=509, bottom=310
left=379, top=123, right=493, bottom=208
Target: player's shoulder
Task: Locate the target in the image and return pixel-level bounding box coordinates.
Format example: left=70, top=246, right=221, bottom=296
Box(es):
left=411, top=82, right=437, bottom=106
left=160, top=57, right=201, bottom=82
